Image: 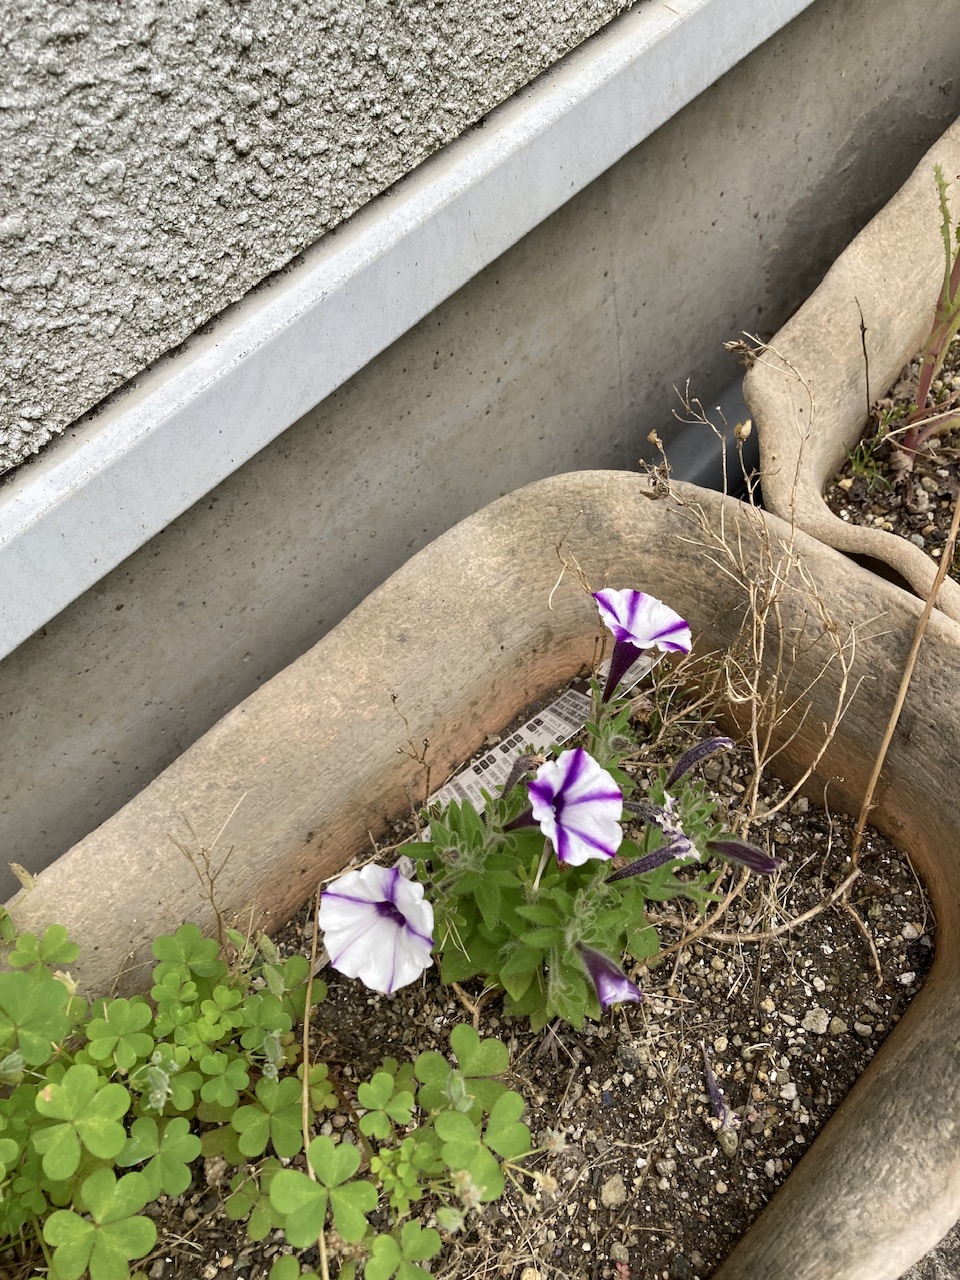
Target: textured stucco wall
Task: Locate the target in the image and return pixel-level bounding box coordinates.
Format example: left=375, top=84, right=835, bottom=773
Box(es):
left=0, top=0, right=633, bottom=473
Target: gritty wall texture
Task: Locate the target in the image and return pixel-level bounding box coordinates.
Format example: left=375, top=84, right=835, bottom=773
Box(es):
left=0, top=0, right=633, bottom=472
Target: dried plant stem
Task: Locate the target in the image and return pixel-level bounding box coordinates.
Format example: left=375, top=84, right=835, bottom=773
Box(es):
left=841, top=896, right=884, bottom=989
left=300, top=883, right=331, bottom=1280
left=703, top=867, right=860, bottom=944
left=851, top=493, right=960, bottom=860
left=657, top=870, right=750, bottom=958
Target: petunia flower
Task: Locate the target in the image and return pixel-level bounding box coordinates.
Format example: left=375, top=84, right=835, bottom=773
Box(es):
left=318, top=864, right=435, bottom=995
left=593, top=589, right=692, bottom=703
left=577, top=944, right=643, bottom=1009
left=527, top=747, right=623, bottom=866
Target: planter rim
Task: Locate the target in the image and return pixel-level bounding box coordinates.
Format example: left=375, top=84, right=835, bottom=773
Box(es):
left=744, top=113, right=960, bottom=623
left=7, top=470, right=960, bottom=1280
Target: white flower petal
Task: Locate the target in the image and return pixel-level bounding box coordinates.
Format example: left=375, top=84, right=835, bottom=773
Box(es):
left=528, top=748, right=623, bottom=866
left=593, top=589, right=691, bottom=653
left=319, top=864, right=434, bottom=994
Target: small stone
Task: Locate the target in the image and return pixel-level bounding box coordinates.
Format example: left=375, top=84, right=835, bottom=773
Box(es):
left=837, top=476, right=854, bottom=490
left=601, top=1172, right=627, bottom=1208
left=899, top=972, right=917, bottom=986
left=854, top=1021, right=874, bottom=1038
left=521, top=1269, right=544, bottom=1280
left=715, top=1180, right=728, bottom=1193
left=713, top=1035, right=728, bottom=1054
left=801, top=1007, right=830, bottom=1035
left=901, top=922, right=921, bottom=940
left=779, top=1081, right=798, bottom=1101
left=829, top=1017, right=849, bottom=1035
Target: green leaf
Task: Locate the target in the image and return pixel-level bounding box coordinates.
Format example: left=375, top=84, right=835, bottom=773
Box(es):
left=365, top=1220, right=442, bottom=1280
left=231, top=1075, right=306, bottom=1159
left=450, top=1024, right=508, bottom=1077
left=151, top=924, right=225, bottom=980
left=33, top=1064, right=130, bottom=1180
left=117, top=1116, right=200, bottom=1197
left=0, top=970, right=71, bottom=1064
left=44, top=1169, right=155, bottom=1280
left=8, top=925, right=80, bottom=971
left=85, top=998, right=154, bottom=1071
left=484, top=1092, right=530, bottom=1159
left=268, top=1169, right=328, bottom=1248
left=329, top=1178, right=378, bottom=1243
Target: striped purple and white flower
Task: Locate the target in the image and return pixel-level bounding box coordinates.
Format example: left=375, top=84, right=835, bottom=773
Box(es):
left=318, top=864, right=434, bottom=995
left=528, top=747, right=623, bottom=867
left=577, top=943, right=643, bottom=1009
left=593, top=588, right=692, bottom=703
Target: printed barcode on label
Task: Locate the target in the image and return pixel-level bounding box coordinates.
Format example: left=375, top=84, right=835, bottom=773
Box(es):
left=423, top=650, right=657, bottom=822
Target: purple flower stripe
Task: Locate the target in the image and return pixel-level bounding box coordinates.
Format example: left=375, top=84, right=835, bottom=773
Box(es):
left=319, top=863, right=434, bottom=995
left=665, top=736, right=734, bottom=788
left=706, top=839, right=782, bottom=876
left=528, top=747, right=623, bottom=867
left=593, top=589, right=693, bottom=653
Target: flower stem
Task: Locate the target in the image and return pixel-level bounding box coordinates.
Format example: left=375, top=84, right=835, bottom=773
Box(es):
left=531, top=844, right=551, bottom=893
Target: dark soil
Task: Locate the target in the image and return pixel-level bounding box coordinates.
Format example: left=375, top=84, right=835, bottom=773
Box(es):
left=825, top=335, right=960, bottom=573
left=131, top=739, right=941, bottom=1280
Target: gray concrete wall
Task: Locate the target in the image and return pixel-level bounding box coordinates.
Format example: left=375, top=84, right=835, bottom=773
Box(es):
left=0, top=0, right=632, bottom=472
left=3, top=0, right=960, bottom=901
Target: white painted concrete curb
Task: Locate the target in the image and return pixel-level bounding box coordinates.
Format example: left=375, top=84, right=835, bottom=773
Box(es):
left=0, top=0, right=813, bottom=659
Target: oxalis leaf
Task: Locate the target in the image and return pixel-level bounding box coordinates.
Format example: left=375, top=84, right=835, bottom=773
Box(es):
left=43, top=1168, right=156, bottom=1280
left=269, top=1136, right=377, bottom=1246
left=483, top=1091, right=531, bottom=1159
left=0, top=970, right=71, bottom=1065
left=365, top=1220, right=442, bottom=1280
left=33, top=1063, right=130, bottom=1180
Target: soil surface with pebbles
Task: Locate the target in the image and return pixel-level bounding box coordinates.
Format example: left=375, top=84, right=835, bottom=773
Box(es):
left=125, top=737, right=946, bottom=1280
left=825, top=334, right=960, bottom=578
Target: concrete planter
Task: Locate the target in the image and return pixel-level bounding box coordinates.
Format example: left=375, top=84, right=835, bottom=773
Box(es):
left=745, top=116, right=960, bottom=624
left=7, top=472, right=960, bottom=1280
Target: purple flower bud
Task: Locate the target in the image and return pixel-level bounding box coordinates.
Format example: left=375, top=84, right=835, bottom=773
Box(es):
left=701, top=1041, right=739, bottom=1132
left=606, top=836, right=697, bottom=883
left=593, top=590, right=692, bottom=703
left=705, top=838, right=782, bottom=876
left=577, top=944, right=643, bottom=1009
left=319, top=864, right=434, bottom=995
left=528, top=748, right=623, bottom=866
left=666, top=737, right=734, bottom=788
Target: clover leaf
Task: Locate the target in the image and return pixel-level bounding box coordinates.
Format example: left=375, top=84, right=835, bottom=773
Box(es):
left=357, top=1070, right=415, bottom=1139
left=231, top=1075, right=306, bottom=1158
left=116, top=1115, right=201, bottom=1198
left=365, top=1220, right=442, bottom=1280
left=0, top=970, right=71, bottom=1065
left=32, top=1064, right=130, bottom=1181
left=43, top=1168, right=155, bottom=1280
left=85, top=998, right=155, bottom=1072
left=268, top=1135, right=377, bottom=1246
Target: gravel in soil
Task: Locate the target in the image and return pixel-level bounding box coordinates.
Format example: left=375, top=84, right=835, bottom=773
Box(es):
left=825, top=334, right=960, bottom=574
left=126, top=743, right=941, bottom=1280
